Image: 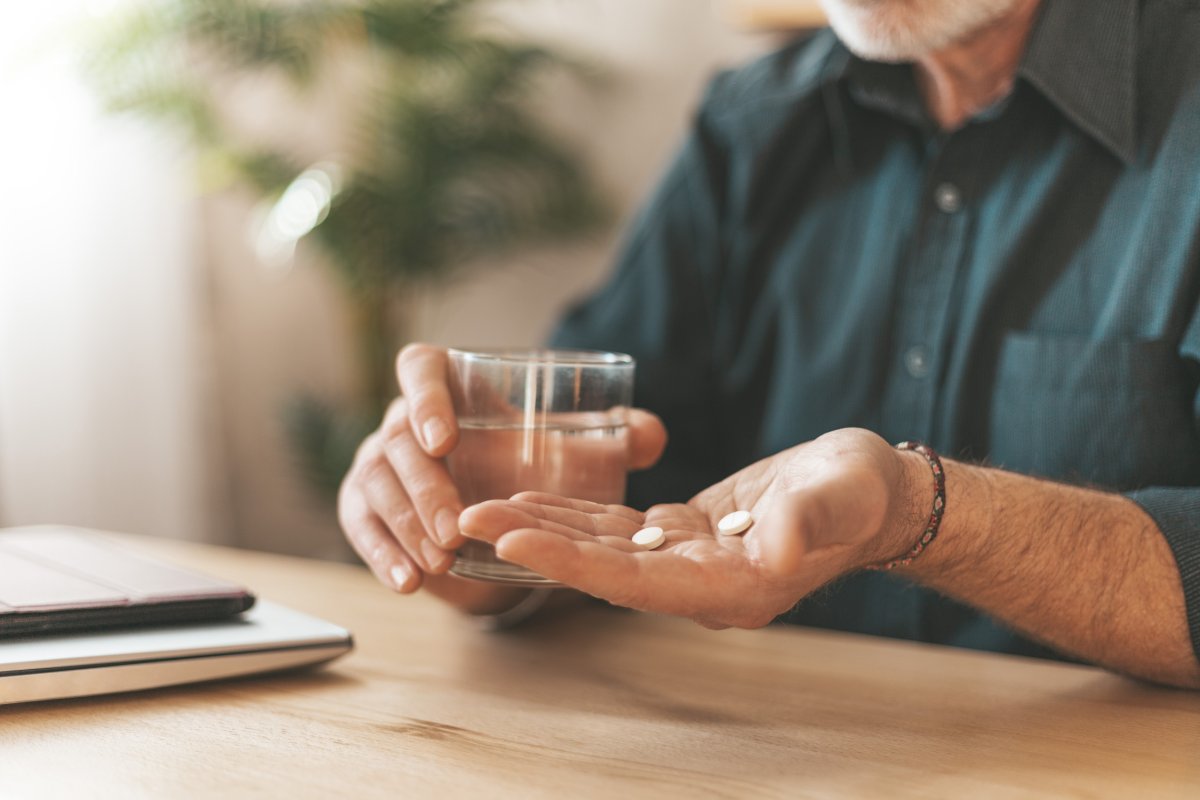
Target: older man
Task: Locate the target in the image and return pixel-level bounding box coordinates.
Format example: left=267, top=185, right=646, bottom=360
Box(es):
left=338, top=0, right=1200, bottom=688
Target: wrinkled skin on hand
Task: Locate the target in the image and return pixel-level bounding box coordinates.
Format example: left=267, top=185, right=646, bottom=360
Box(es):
left=460, top=428, right=924, bottom=629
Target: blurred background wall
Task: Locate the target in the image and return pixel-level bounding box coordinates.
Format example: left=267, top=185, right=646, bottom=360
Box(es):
left=0, top=1, right=820, bottom=559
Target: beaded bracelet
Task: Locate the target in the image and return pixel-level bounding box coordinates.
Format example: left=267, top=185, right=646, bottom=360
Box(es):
left=866, top=441, right=946, bottom=572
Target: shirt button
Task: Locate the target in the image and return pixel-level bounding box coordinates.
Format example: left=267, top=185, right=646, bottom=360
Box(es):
left=934, top=182, right=963, bottom=213
left=904, top=346, right=931, bottom=379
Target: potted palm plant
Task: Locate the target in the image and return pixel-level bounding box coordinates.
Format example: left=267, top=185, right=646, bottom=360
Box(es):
left=85, top=0, right=605, bottom=500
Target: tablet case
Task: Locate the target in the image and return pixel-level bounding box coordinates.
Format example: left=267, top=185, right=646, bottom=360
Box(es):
left=0, top=526, right=255, bottom=638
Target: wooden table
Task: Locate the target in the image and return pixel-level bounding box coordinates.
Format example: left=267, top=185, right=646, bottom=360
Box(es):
left=3, top=536, right=1199, bottom=798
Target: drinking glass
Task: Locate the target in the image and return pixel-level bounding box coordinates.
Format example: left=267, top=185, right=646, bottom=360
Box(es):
left=446, top=348, right=635, bottom=585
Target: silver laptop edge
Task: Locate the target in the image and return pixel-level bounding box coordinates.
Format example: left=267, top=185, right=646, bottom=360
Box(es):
left=0, top=600, right=353, bottom=705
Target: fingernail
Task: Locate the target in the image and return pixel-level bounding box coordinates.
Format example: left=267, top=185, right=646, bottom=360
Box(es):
left=435, top=507, right=460, bottom=546
left=420, top=538, right=449, bottom=571
left=390, top=563, right=414, bottom=592
left=422, top=417, right=451, bottom=452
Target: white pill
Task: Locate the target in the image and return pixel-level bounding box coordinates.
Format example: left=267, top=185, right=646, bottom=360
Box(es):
left=717, top=510, right=753, bottom=536
left=632, top=526, right=666, bottom=549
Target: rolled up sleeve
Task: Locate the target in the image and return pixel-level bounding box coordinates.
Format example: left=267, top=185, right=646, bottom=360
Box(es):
left=1125, top=305, right=1200, bottom=664
left=1124, top=488, right=1200, bottom=663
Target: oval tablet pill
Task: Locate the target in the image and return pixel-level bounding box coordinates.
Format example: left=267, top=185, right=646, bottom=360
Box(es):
left=632, top=526, right=666, bottom=549
left=717, top=510, right=753, bottom=536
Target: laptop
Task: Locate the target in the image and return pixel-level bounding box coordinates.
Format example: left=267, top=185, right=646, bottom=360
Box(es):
left=0, top=527, right=352, bottom=705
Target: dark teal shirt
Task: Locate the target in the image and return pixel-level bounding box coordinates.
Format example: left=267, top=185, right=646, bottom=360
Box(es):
left=552, top=0, right=1200, bottom=664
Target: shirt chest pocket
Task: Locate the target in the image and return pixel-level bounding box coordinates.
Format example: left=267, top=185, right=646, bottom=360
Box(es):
left=986, top=333, right=1200, bottom=489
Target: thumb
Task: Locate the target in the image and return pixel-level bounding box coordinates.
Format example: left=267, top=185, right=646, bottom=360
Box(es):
left=753, top=471, right=887, bottom=578
left=627, top=408, right=667, bottom=471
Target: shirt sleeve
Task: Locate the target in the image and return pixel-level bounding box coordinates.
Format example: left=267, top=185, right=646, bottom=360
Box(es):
left=549, top=74, right=734, bottom=508
left=1124, top=307, right=1200, bottom=665
left=1121, top=488, right=1200, bottom=664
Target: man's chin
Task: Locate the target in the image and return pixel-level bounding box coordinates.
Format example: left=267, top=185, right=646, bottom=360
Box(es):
left=820, top=2, right=957, bottom=62
left=818, top=0, right=1024, bottom=63
left=830, top=29, right=936, bottom=64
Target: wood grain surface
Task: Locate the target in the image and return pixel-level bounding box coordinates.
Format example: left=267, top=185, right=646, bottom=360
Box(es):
left=3, top=534, right=1199, bottom=799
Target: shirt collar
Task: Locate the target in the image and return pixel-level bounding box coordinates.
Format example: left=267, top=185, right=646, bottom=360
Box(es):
left=823, top=0, right=1140, bottom=164
left=1019, top=0, right=1138, bottom=164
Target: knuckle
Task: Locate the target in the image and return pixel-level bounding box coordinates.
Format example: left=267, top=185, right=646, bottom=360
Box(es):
left=405, top=385, right=444, bottom=417
left=366, top=543, right=392, bottom=569
left=350, top=432, right=384, bottom=472
left=406, top=482, right=441, bottom=513
left=337, top=480, right=370, bottom=528
left=381, top=415, right=417, bottom=445
left=381, top=436, right=450, bottom=509
left=386, top=504, right=422, bottom=541
left=395, top=463, right=446, bottom=505
left=383, top=419, right=419, bottom=446
left=357, top=454, right=394, bottom=486
left=342, top=519, right=379, bottom=561
left=381, top=396, right=408, bottom=428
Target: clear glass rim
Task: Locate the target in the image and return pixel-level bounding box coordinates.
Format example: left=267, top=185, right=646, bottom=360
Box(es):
left=447, top=347, right=634, bottom=368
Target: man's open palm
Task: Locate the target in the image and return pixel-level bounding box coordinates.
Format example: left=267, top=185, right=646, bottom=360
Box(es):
left=459, top=429, right=921, bottom=629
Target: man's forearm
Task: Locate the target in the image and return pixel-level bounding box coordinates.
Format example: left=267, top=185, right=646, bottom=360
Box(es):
left=897, top=457, right=1200, bottom=688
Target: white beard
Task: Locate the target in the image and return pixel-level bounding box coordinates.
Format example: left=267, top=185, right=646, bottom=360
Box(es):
left=817, top=0, right=1028, bottom=62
